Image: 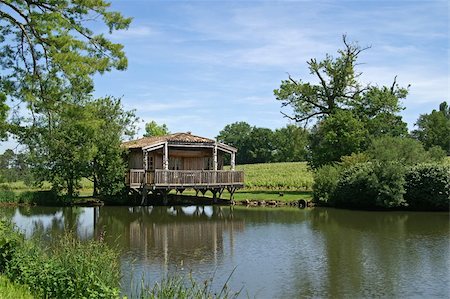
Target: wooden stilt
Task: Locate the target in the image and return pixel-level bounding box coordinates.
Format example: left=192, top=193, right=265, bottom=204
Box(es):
left=162, top=190, right=168, bottom=206
left=140, top=185, right=148, bottom=206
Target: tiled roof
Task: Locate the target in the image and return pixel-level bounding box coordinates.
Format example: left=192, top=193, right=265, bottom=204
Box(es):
left=122, top=132, right=215, bottom=149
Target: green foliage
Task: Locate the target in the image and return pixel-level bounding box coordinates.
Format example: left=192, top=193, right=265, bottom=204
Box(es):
left=333, top=162, right=406, bottom=209
left=412, top=101, right=450, bottom=155
left=273, top=125, right=309, bottom=162
left=274, top=36, right=408, bottom=167
left=338, top=152, right=370, bottom=168
left=3, top=230, right=121, bottom=298
left=90, top=97, right=138, bottom=197
left=274, top=36, right=408, bottom=126
left=0, top=0, right=131, bottom=117
left=366, top=136, right=445, bottom=166
left=217, top=122, right=308, bottom=164
left=0, top=93, right=9, bottom=140
left=25, top=96, right=137, bottom=198
left=309, top=110, right=368, bottom=168
left=0, top=150, right=33, bottom=184
left=143, top=120, right=170, bottom=137
left=217, top=122, right=253, bottom=164
left=404, top=164, right=450, bottom=210
left=312, top=164, right=341, bottom=204
left=0, top=220, right=23, bottom=271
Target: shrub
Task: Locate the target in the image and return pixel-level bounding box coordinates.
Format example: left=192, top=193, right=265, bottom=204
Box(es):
left=404, top=163, right=450, bottom=210
left=0, top=221, right=23, bottom=271
left=313, top=164, right=341, bottom=204
left=0, top=189, right=16, bottom=203
left=333, top=162, right=406, bottom=209
left=366, top=136, right=444, bottom=166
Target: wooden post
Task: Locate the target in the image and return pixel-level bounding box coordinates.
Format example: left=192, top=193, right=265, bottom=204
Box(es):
left=143, top=150, right=148, bottom=171
left=213, top=142, right=218, bottom=171
left=163, top=142, right=169, bottom=170
left=231, top=152, right=236, bottom=171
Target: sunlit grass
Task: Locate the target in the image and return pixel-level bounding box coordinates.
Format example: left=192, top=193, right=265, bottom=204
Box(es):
left=227, top=161, right=314, bottom=190
left=0, top=275, right=33, bottom=299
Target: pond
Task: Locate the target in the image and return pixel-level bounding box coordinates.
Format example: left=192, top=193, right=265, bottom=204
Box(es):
left=1, top=205, right=448, bottom=298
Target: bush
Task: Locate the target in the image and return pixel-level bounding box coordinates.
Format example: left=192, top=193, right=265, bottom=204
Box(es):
left=0, top=221, right=23, bottom=271
left=333, top=162, right=406, bottom=209
left=313, top=164, right=341, bottom=204
left=0, top=189, right=16, bottom=203
left=404, top=163, right=450, bottom=210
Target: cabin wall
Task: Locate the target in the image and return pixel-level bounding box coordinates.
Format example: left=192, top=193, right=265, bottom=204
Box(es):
left=129, top=150, right=143, bottom=169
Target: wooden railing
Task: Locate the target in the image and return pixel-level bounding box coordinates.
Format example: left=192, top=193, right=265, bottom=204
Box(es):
left=127, top=169, right=244, bottom=187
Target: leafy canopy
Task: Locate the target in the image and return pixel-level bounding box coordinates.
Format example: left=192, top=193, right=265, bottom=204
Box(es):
left=143, top=121, right=170, bottom=137
left=412, top=101, right=450, bottom=155
left=274, top=35, right=408, bottom=127
left=0, top=0, right=131, bottom=129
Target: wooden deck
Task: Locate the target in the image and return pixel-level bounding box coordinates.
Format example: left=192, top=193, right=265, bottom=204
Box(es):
left=126, top=169, right=244, bottom=189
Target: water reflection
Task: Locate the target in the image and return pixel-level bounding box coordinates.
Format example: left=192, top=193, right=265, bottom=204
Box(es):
left=0, top=206, right=448, bottom=298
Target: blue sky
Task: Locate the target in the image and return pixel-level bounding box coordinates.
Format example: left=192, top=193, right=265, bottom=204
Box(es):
left=92, top=0, right=448, bottom=139
left=2, top=0, right=449, bottom=150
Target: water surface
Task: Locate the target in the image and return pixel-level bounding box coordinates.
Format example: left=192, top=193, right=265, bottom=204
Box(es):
left=1, top=206, right=448, bottom=298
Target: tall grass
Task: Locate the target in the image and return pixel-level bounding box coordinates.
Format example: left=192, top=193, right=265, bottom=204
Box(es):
left=0, top=275, right=33, bottom=299
left=1, top=220, right=121, bottom=298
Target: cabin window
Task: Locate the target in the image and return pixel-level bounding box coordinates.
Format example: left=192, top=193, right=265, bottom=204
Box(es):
left=148, top=155, right=154, bottom=171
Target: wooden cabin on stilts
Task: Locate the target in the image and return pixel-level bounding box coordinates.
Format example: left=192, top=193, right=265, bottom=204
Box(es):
left=123, top=132, right=244, bottom=205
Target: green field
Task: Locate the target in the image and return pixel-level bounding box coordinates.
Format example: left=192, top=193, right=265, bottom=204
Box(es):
left=230, top=161, right=314, bottom=190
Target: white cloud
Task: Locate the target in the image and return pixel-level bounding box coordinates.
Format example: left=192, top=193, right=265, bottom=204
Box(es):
left=110, top=25, right=158, bottom=40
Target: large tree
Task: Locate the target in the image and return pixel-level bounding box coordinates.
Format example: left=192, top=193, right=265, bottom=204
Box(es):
left=274, top=36, right=409, bottom=166
left=27, top=96, right=136, bottom=197
left=0, top=0, right=131, bottom=134
left=412, top=101, right=450, bottom=155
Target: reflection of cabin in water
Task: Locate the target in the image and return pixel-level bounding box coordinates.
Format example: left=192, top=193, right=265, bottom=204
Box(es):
left=122, top=132, right=244, bottom=203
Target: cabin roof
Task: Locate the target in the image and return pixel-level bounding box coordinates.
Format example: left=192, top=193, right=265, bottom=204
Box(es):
left=122, top=132, right=236, bottom=152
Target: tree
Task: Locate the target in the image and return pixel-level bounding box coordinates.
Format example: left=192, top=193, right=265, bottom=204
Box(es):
left=27, top=96, right=137, bottom=197
left=246, top=127, right=274, bottom=163
left=143, top=121, right=169, bottom=137
left=0, top=0, right=131, bottom=136
left=309, top=110, right=368, bottom=168
left=273, top=125, right=308, bottom=162
left=274, top=35, right=409, bottom=166
left=89, top=97, right=137, bottom=197
left=412, top=101, right=450, bottom=155
left=217, top=122, right=253, bottom=164
left=28, top=101, right=97, bottom=196
left=274, top=35, right=407, bottom=126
